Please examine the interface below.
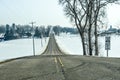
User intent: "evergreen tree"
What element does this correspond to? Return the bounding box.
[46,26,51,37]
[4,24,10,40]
[0,25,5,33]
[4,24,17,40]
[34,27,41,38]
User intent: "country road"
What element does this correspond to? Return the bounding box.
[0,34,120,80]
[42,33,64,55]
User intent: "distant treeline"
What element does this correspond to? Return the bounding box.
[0,23,78,41]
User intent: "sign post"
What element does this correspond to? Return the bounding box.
[105,36,111,57]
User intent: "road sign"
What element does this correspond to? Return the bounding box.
[105,36,111,57]
[105,36,111,50]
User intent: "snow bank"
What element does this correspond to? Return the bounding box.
[37,37,49,54]
[55,34,83,55]
[55,36,71,55]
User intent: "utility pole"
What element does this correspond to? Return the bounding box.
[30,22,36,56]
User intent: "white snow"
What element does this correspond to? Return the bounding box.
[0,38,48,61]
[56,34,83,55]
[1,33,120,62]
[56,33,120,58]
[99,35,120,57]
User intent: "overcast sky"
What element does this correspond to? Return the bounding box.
[107,4,120,28]
[0,0,120,28]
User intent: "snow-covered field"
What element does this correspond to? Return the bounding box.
[0,34,120,61]
[56,34,83,55]
[56,33,120,58]
[0,38,48,61]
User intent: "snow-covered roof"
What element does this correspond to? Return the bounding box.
[0,33,4,38]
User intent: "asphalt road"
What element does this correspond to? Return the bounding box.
[0,34,120,80]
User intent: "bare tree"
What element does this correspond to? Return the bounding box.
[92,0,120,56]
[59,0,120,56]
[59,0,90,55]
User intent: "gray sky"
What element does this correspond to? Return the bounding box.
[0,0,120,27]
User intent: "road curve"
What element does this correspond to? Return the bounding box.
[0,34,120,80]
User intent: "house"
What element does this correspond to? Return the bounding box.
[0,33,5,41]
[108,25,117,34]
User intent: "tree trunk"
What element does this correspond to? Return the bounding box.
[95,20,98,56]
[88,1,93,56]
[77,28,86,56]
[81,33,86,55]
[88,27,92,56]
[94,9,99,56]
